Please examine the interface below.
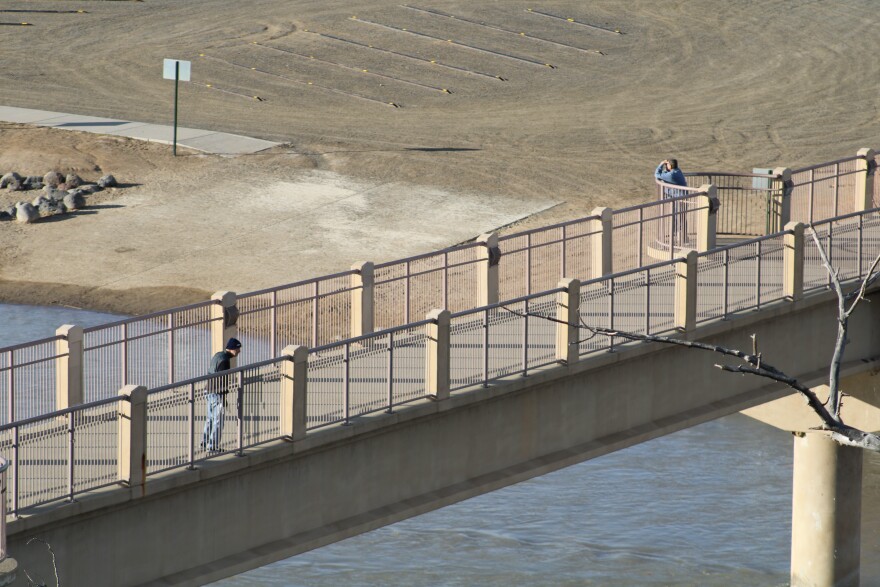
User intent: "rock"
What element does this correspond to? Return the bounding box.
[43,171,65,188]
[22,176,43,190]
[38,200,66,218]
[14,202,38,223]
[78,184,101,194]
[4,178,21,191]
[41,187,67,202]
[0,209,11,221]
[97,174,117,188]
[0,172,22,188]
[2,205,14,218]
[31,195,49,207]
[63,173,83,189]
[63,191,85,211]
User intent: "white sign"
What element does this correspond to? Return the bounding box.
[163,59,191,82]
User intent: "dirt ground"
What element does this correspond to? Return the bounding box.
[1,0,879,314]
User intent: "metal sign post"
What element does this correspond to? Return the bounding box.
[163,59,192,156]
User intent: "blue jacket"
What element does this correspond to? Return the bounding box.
[655,163,687,187]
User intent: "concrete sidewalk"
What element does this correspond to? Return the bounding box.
[0,105,279,155]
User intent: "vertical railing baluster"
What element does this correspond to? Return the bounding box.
[67,411,75,502]
[404,261,411,323]
[522,299,529,376]
[723,249,730,318]
[482,309,489,387]
[858,215,864,277]
[187,382,195,468]
[311,282,319,348]
[827,224,834,289]
[385,332,394,414]
[443,253,449,310]
[121,323,128,386]
[608,278,615,352]
[168,313,175,384]
[638,208,645,268]
[270,290,278,358]
[11,425,19,517]
[755,241,762,310]
[560,225,567,279]
[526,234,533,296]
[834,163,840,216]
[343,343,351,425]
[236,370,244,456]
[808,169,815,223]
[7,350,14,423]
[644,269,651,335]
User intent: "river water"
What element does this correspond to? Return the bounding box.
[3,304,878,586]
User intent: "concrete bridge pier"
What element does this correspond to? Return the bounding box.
[743,369,880,587]
[790,432,862,587]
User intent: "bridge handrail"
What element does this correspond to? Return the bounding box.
[1,150,877,425]
[2,206,880,517]
[791,155,863,175]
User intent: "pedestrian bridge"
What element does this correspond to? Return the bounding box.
[2,150,879,586]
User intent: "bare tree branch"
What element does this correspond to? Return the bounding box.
[501,303,880,452]
[808,227,848,421]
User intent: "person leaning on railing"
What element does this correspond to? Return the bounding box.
[655,158,688,188]
[202,337,242,452]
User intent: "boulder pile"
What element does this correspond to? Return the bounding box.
[0,171,119,223]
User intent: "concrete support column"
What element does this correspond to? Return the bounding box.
[854,148,876,212]
[55,325,84,410]
[117,385,148,488]
[476,232,500,307]
[771,167,793,233]
[425,309,451,400]
[696,184,718,252]
[555,278,581,365]
[350,261,375,338]
[280,345,309,441]
[784,222,805,301]
[674,250,697,333]
[791,433,862,587]
[589,207,613,279]
[211,291,239,366]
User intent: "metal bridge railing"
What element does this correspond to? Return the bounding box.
[0,335,65,425]
[791,156,862,225]
[3,207,880,518]
[681,171,783,236]
[1,150,877,429]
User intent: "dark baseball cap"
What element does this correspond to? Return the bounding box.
[226,338,242,350]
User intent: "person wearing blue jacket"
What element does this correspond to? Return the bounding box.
[655,158,687,187]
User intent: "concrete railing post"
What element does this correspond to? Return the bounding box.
[425,309,451,401]
[674,250,698,333]
[771,167,792,233]
[117,385,147,488]
[280,345,309,441]
[555,279,581,365]
[55,325,84,410]
[350,261,375,338]
[476,232,500,307]
[855,148,876,212]
[696,184,718,252]
[784,222,805,302]
[589,207,613,279]
[211,291,239,366]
